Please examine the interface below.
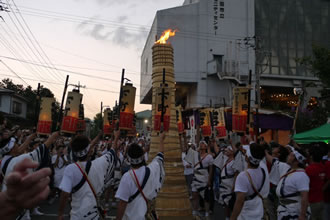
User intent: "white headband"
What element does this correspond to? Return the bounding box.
[246,147,261,166]
[0,138,16,155]
[127,154,145,165]
[73,144,91,158]
[293,150,306,164]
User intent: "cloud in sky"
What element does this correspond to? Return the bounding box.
[76,16,148,48]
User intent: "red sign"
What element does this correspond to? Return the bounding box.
[119,112,134,130]
[61,116,78,134]
[201,125,212,137]
[215,126,227,138]
[103,124,111,135]
[232,115,247,133]
[37,121,52,135]
[154,115,170,132]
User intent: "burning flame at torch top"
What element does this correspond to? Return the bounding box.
[155,29,177,44]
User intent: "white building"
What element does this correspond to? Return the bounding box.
[141,0,329,110]
[0,88,27,118]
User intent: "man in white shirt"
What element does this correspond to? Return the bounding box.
[58,131,118,220]
[185,140,214,219]
[230,143,270,220]
[115,132,165,220]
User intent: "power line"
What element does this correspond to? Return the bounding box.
[0,29,61,92]
[10,4,244,41]
[0,55,123,83]
[4,0,62,83]
[10,0,64,81]
[0,60,29,85]
[2,3,250,47]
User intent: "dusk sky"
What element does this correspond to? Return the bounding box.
[0,0,183,118]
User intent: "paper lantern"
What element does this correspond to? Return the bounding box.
[154,87,171,132]
[103,108,112,135]
[232,87,249,133]
[61,91,82,134]
[213,107,227,138]
[119,83,136,130]
[37,97,55,135]
[200,108,212,137]
[76,104,86,132]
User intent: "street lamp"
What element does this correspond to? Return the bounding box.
[144,119,149,124]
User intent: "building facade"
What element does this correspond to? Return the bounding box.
[135,110,151,138]
[140,0,330,110]
[0,88,27,119]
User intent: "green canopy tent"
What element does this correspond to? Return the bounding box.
[293,123,330,144]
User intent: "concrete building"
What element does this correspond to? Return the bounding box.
[136,110,151,138]
[0,88,27,118]
[140,0,330,110]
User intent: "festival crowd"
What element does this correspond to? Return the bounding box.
[0,121,329,220]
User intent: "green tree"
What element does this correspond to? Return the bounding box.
[296,45,330,132]
[0,78,58,127]
[90,113,102,139]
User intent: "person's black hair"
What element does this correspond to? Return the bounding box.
[235,142,241,148]
[278,145,289,162]
[71,135,90,160]
[249,143,266,168]
[128,143,145,168]
[250,143,266,160]
[309,146,323,163]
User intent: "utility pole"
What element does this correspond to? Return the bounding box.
[241,36,271,141]
[68,81,86,92]
[34,83,41,129]
[57,75,69,131]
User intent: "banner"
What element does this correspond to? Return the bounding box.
[119,83,136,130]
[76,104,85,132]
[61,91,82,134]
[175,106,184,134]
[232,87,249,133]
[103,108,113,135]
[200,108,212,137]
[154,87,171,132]
[214,107,227,138]
[37,97,55,135]
[188,115,196,145]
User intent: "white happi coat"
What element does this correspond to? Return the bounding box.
[213,152,235,205]
[270,159,311,220]
[63,150,116,220]
[185,148,213,198]
[1,144,49,191]
[233,150,247,173]
[236,161,270,220]
[120,153,165,220]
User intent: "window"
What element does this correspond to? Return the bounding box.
[12,101,22,114]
